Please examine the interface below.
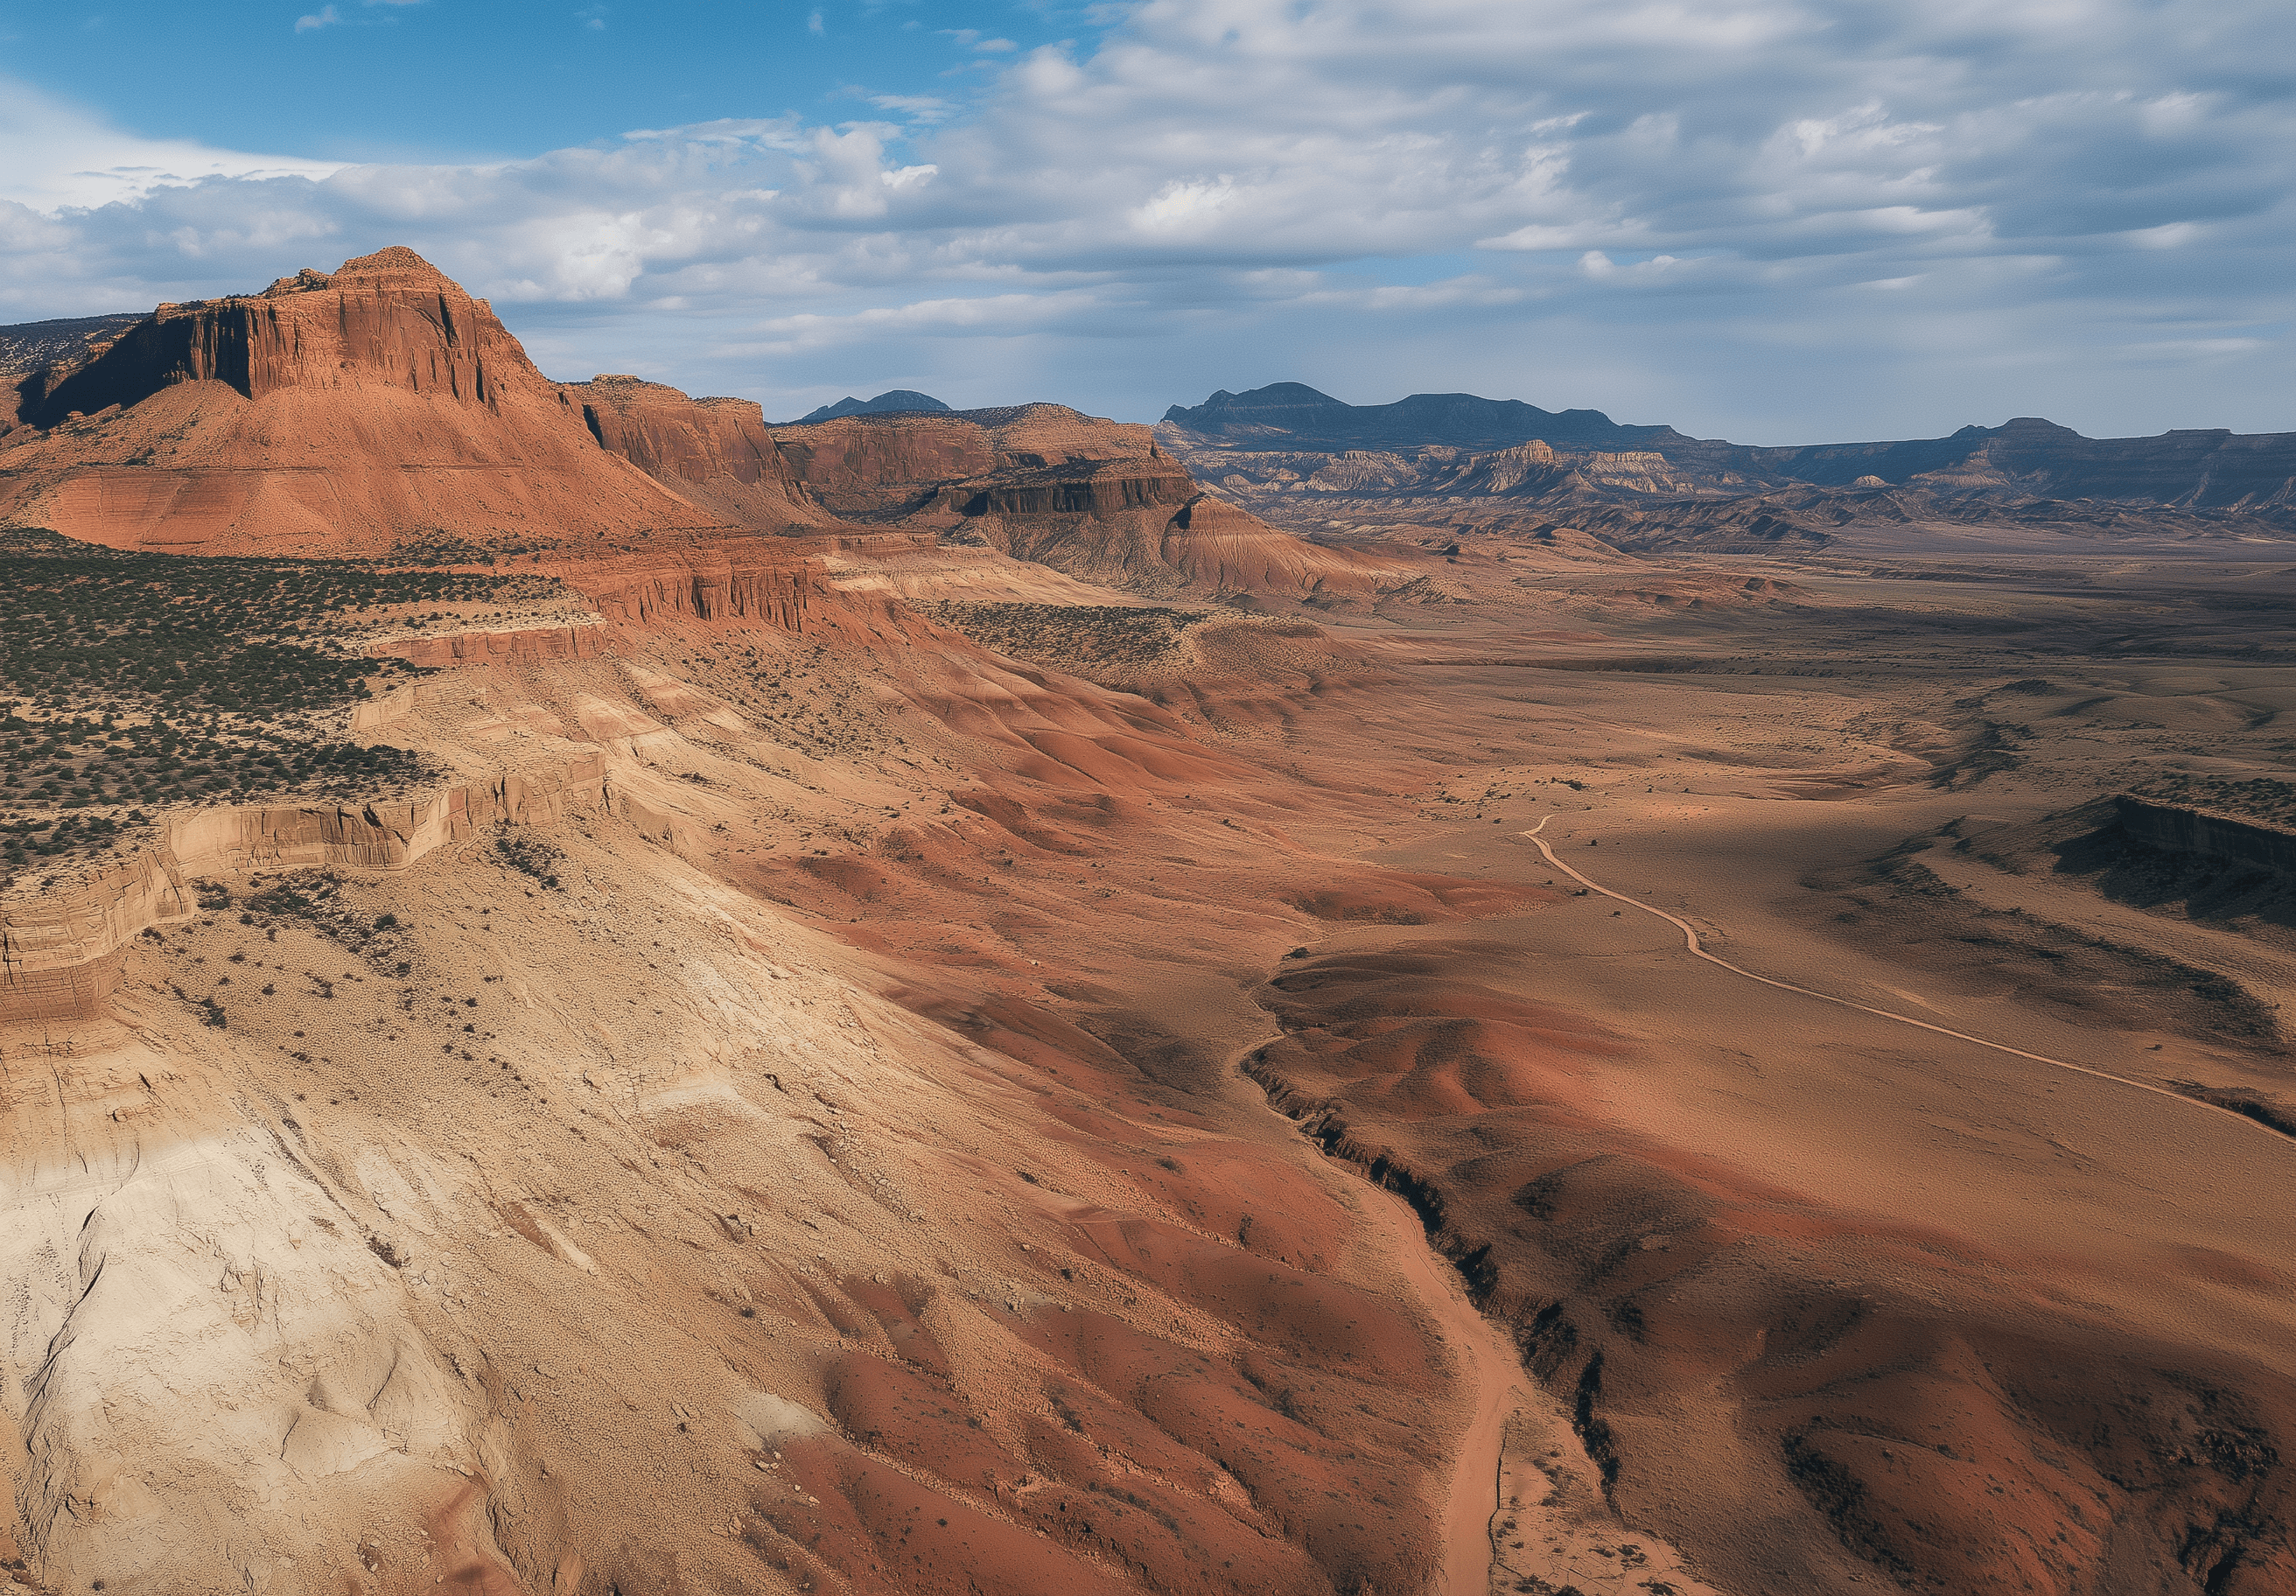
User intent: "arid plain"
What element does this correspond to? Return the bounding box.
[3,249,2294,1596]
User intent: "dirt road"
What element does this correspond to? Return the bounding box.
[1520,814,2290,1144]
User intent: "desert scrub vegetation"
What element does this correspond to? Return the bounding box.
[924,602,1208,667]
[383,528,557,566]
[494,828,566,890]
[663,638,901,762]
[0,525,553,881]
[238,870,413,975]
[0,714,428,865]
[0,525,556,716]
[2128,771,2296,830]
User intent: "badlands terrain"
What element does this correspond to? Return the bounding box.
[2,248,2295,1596]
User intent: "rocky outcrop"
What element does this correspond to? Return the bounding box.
[1160,383,2296,542]
[2114,795,2296,875]
[0,248,732,556]
[956,458,1197,518]
[766,403,1434,606]
[772,402,1172,520]
[362,622,617,670]
[564,374,826,532]
[0,757,607,1023]
[23,249,509,424]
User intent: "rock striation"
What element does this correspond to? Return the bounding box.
[0,248,737,556]
[563,374,824,532]
[1162,383,2296,552]
[774,402,1432,606]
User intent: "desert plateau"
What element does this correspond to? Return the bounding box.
[2,240,2293,1596]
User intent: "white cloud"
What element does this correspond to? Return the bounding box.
[0,77,342,211]
[294,5,342,32]
[1,0,2292,437]
[868,94,958,124]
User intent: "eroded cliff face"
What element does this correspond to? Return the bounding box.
[0,757,606,1026]
[21,252,516,423]
[770,404,1172,515]
[0,250,726,556]
[2113,795,2296,876]
[563,376,824,533]
[765,404,1444,610]
[0,570,1488,1596]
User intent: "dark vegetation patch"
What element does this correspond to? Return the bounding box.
[923,602,1209,668]
[382,528,556,566]
[0,524,546,717]
[0,526,555,882]
[494,829,566,890]
[0,713,426,870]
[239,870,411,974]
[1928,719,2026,788]
[2129,770,2296,830]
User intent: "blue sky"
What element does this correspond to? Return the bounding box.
[2,1,1074,164]
[1,0,2290,441]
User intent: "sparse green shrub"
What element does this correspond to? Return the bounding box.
[922,602,1208,667]
[494,829,564,890]
[0,526,567,885]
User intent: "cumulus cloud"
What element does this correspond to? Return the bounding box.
[0,77,342,212]
[3,0,2292,436]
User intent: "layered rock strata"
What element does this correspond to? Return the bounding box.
[1,758,607,1024]
[0,249,733,556]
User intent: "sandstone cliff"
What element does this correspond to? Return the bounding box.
[0,248,732,556]
[772,403,1438,608]
[562,374,826,533]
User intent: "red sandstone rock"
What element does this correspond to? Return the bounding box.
[564,374,825,532]
[0,248,738,556]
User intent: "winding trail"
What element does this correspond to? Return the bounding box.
[1521,815,2290,1143]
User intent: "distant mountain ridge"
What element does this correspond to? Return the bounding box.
[1163,382,1681,452]
[797,389,952,424]
[1160,382,2296,511]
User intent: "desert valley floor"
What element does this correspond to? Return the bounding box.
[4,253,2295,1596]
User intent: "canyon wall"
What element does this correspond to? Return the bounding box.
[562,374,825,532]
[0,757,608,1025]
[0,248,732,556]
[2114,794,2296,876]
